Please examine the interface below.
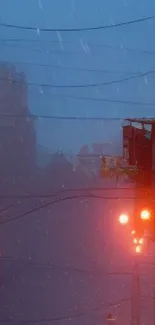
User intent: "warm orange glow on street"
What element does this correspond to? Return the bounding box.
[119,214,129,224]
[140,209,151,220]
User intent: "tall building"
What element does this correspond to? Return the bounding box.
[0,63,36,192]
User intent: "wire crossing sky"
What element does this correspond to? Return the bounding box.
[0,0,155,151]
[0,14,154,32]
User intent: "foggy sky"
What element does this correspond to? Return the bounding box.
[0,0,155,152]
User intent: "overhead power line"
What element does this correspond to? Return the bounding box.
[5,60,141,76]
[2,40,155,57]
[0,205,13,212]
[0,298,131,323]
[0,195,103,225]
[0,113,133,120]
[0,194,152,226]
[0,256,136,276]
[28,70,155,88]
[0,92,154,108]
[5,69,155,88]
[0,113,154,120]
[0,256,149,277]
[0,296,152,324]
[0,187,151,200]
[34,92,155,107]
[0,15,154,32]
[1,38,155,56]
[1,42,83,55]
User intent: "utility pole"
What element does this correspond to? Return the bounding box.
[153,288,155,325]
[131,260,140,325]
[101,118,155,325]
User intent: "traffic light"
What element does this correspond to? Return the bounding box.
[119,207,153,233]
[118,206,154,253]
[119,213,129,225]
[133,206,153,236]
[140,209,151,220]
[131,229,144,254]
[135,245,142,254]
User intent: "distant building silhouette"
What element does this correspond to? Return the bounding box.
[0,63,36,193]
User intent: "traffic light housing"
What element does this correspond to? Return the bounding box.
[119,214,129,225]
[119,204,155,253]
[132,203,154,237]
[140,209,151,220]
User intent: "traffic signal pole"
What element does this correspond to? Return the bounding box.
[101,119,155,323]
[131,121,155,325]
[122,119,155,243]
[131,260,140,325]
[135,122,155,240]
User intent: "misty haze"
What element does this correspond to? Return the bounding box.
[0,1,155,325]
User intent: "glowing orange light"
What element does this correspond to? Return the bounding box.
[139,238,144,245]
[135,245,141,254]
[140,209,151,220]
[119,214,129,224]
[133,238,138,244]
[131,230,136,236]
[133,237,144,245]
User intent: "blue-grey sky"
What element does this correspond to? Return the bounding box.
[0,0,155,152]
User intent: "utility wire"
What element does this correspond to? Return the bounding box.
[34,93,155,107]
[0,63,154,105]
[0,256,136,276]
[0,297,152,324]
[0,194,152,226]
[1,38,155,57]
[0,113,125,120]
[2,41,155,58]
[1,42,83,55]
[0,15,154,32]
[0,195,103,226]
[2,69,154,88]
[0,187,149,200]
[4,60,141,76]
[31,90,155,106]
[0,113,130,120]
[0,256,149,277]
[0,205,13,213]
[0,113,153,120]
[0,92,154,107]
[0,298,132,323]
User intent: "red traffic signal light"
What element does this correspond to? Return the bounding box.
[140,209,151,220]
[119,214,129,225]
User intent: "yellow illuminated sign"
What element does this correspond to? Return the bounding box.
[101,155,138,178]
